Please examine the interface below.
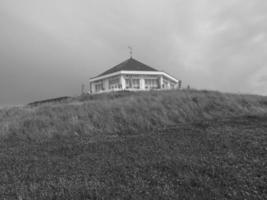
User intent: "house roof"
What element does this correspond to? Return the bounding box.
[96,57,158,77]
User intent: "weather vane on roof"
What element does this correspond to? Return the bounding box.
[128,46,133,58]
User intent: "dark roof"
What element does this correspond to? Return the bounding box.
[96,58,158,77]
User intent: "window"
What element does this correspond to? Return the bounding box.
[95,82,103,92]
[125,79,131,89]
[163,79,169,88]
[145,79,158,89]
[109,77,120,89]
[132,79,140,89]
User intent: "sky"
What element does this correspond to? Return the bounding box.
[0,0,267,106]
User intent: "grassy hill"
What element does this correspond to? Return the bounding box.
[1,89,267,141]
[0,90,267,199]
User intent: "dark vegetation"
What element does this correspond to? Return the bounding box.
[0,90,267,199]
[28,96,72,107]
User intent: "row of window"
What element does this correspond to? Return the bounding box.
[95,83,122,92]
[145,79,158,89]
[125,79,140,89]
[94,78,175,92]
[125,79,160,89]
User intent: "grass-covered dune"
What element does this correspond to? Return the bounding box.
[1,89,267,140]
[1,90,267,199]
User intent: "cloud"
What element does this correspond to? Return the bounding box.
[247,66,267,95]
[0,0,267,105]
[170,0,267,92]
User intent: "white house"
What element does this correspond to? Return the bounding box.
[89,57,179,94]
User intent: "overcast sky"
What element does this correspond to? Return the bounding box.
[0,0,266,106]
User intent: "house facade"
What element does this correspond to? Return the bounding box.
[89,58,179,94]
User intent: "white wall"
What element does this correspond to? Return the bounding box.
[120,76,126,89]
[103,79,109,90]
[140,78,145,90]
[159,76,163,89]
[89,73,178,93]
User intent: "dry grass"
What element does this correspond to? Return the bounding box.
[1,89,267,199]
[0,115,266,199]
[1,89,267,141]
